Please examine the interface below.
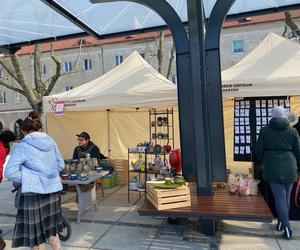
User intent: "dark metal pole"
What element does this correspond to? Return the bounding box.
[187,0,216,235]
[205,0,236,182]
[187,0,212,196]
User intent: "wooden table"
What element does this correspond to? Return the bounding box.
[62,171,109,223]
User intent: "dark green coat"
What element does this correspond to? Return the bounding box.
[256,117,300,184]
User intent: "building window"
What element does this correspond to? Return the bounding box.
[84,59,93,71]
[115,55,124,66]
[41,64,47,75]
[64,85,74,92]
[232,40,245,54]
[64,61,72,72]
[0,92,6,104]
[14,92,21,104]
[171,75,177,84]
[0,69,3,78]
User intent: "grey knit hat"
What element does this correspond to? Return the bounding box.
[271,106,287,119]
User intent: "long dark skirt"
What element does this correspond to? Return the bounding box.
[12,192,63,248]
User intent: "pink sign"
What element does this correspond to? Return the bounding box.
[54,100,65,115]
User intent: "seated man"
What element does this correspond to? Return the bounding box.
[73,132,104,162]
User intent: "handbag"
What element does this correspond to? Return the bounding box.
[295,176,300,208]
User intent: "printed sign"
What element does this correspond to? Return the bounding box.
[54,101,65,115]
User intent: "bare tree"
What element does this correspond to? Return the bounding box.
[0,42,81,114]
[283,11,300,40]
[143,30,176,79]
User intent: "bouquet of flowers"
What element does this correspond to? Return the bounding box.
[227,173,260,196]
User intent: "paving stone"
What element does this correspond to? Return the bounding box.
[99,193,140,207]
[277,238,300,250]
[219,234,280,250]
[93,225,157,250]
[60,222,110,248]
[149,238,210,250]
[82,205,129,222]
[0,216,15,236]
[221,220,274,237]
[119,205,164,226]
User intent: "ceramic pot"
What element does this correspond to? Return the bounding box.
[164,145,172,153]
[61,174,69,180]
[154,144,161,154]
[157,117,163,126]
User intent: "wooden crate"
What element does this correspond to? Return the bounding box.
[109,159,128,185]
[146,184,191,210]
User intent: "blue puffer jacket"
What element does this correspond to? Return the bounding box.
[5,132,64,194]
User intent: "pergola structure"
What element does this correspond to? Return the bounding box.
[1,0,300,234]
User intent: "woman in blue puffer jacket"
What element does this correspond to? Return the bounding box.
[5,112,65,250]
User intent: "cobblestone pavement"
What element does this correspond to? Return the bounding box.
[1,180,299,249]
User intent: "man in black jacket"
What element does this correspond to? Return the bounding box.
[73,132,107,162]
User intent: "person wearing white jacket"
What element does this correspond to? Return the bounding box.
[5,112,65,250]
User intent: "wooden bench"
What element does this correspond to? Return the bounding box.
[138,184,273,235]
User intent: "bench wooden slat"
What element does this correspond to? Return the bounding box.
[138,189,273,222]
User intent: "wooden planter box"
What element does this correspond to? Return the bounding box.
[146,184,191,210]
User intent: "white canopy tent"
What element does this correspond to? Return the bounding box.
[43,52,180,160]
[43,51,178,112]
[221,33,300,173]
[222,33,300,98]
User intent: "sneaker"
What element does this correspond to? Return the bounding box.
[276,221,283,231]
[284,227,293,240]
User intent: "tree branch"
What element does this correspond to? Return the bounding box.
[44,52,61,96]
[285,11,300,36]
[166,42,175,79]
[34,44,43,89]
[0,59,20,83]
[157,31,165,74]
[45,41,81,96]
[0,79,25,95]
[11,53,37,104]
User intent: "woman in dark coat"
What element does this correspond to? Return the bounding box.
[256,106,300,239]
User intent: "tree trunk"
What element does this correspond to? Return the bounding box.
[285,12,300,36]
[32,102,43,114]
[157,31,165,74]
[166,43,176,79]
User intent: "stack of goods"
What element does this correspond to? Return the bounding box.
[129,176,145,192]
[129,141,172,155]
[227,173,260,196]
[61,156,113,182]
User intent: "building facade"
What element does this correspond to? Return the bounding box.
[0,11,299,133]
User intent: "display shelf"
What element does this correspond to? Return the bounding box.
[129,169,160,174]
[128,150,170,155]
[129,189,146,192]
[149,108,174,149]
[128,108,174,203]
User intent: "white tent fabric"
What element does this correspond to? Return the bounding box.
[222,33,300,98]
[43,51,178,112]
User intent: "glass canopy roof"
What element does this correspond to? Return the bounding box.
[0,0,300,48]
